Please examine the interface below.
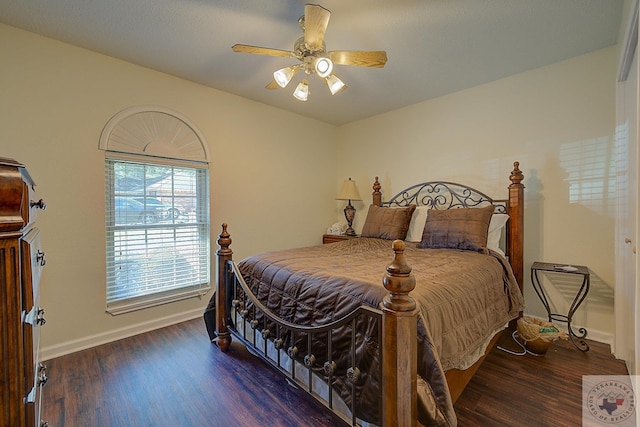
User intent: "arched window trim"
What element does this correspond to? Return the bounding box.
[99,105,210,164]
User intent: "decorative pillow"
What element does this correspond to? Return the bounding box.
[361,204,416,240]
[487,214,509,256]
[405,205,429,242]
[417,205,494,252]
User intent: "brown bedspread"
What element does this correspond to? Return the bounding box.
[238,237,524,426]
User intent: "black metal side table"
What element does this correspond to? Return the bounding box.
[530,261,590,352]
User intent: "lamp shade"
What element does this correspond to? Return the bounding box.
[293,79,310,101]
[336,178,362,201]
[314,57,333,78]
[325,74,347,95]
[273,65,299,88]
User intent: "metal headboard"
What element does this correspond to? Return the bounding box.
[380,181,507,214]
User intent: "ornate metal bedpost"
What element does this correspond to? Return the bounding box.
[216,223,233,352]
[507,161,525,292]
[381,240,418,427]
[373,176,382,207]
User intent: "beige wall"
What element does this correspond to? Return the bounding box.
[335,47,618,341]
[1,22,619,354]
[0,24,338,354]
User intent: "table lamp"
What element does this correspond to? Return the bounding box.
[336,178,362,236]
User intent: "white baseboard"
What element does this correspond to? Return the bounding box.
[40,308,203,362]
[523,313,614,348]
[41,310,615,362]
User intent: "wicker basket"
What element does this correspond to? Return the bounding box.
[517,316,567,355]
[523,336,552,354]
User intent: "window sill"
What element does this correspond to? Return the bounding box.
[106,285,210,315]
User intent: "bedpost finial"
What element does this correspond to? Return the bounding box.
[382,240,416,312]
[372,176,382,206]
[373,176,381,193]
[509,161,524,185]
[389,240,409,270]
[217,223,233,255]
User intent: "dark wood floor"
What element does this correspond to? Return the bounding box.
[41,318,628,427]
[455,330,628,426]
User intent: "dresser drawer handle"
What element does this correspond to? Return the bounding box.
[38,363,48,386]
[30,199,47,210]
[37,250,46,266]
[36,308,46,326]
[41,422,49,427]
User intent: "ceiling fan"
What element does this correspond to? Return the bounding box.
[232,4,387,101]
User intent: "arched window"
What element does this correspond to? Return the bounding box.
[99,106,210,314]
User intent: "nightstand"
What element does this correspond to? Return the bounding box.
[322,234,358,244]
[530,261,590,351]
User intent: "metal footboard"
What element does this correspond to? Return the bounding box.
[225,259,383,426]
[215,224,419,427]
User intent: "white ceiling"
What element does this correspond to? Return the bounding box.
[0,0,625,126]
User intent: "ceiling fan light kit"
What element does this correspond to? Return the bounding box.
[231,4,387,102]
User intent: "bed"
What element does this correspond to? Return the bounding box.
[205,161,525,427]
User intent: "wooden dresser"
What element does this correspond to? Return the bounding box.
[0,158,48,427]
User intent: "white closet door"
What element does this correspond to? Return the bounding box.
[614,5,638,377]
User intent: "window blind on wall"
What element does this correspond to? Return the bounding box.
[105,159,210,314]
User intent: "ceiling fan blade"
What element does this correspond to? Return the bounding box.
[304,4,331,50]
[329,50,388,68]
[265,80,282,90]
[232,44,294,58]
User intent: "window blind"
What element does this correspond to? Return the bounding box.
[105,159,210,314]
